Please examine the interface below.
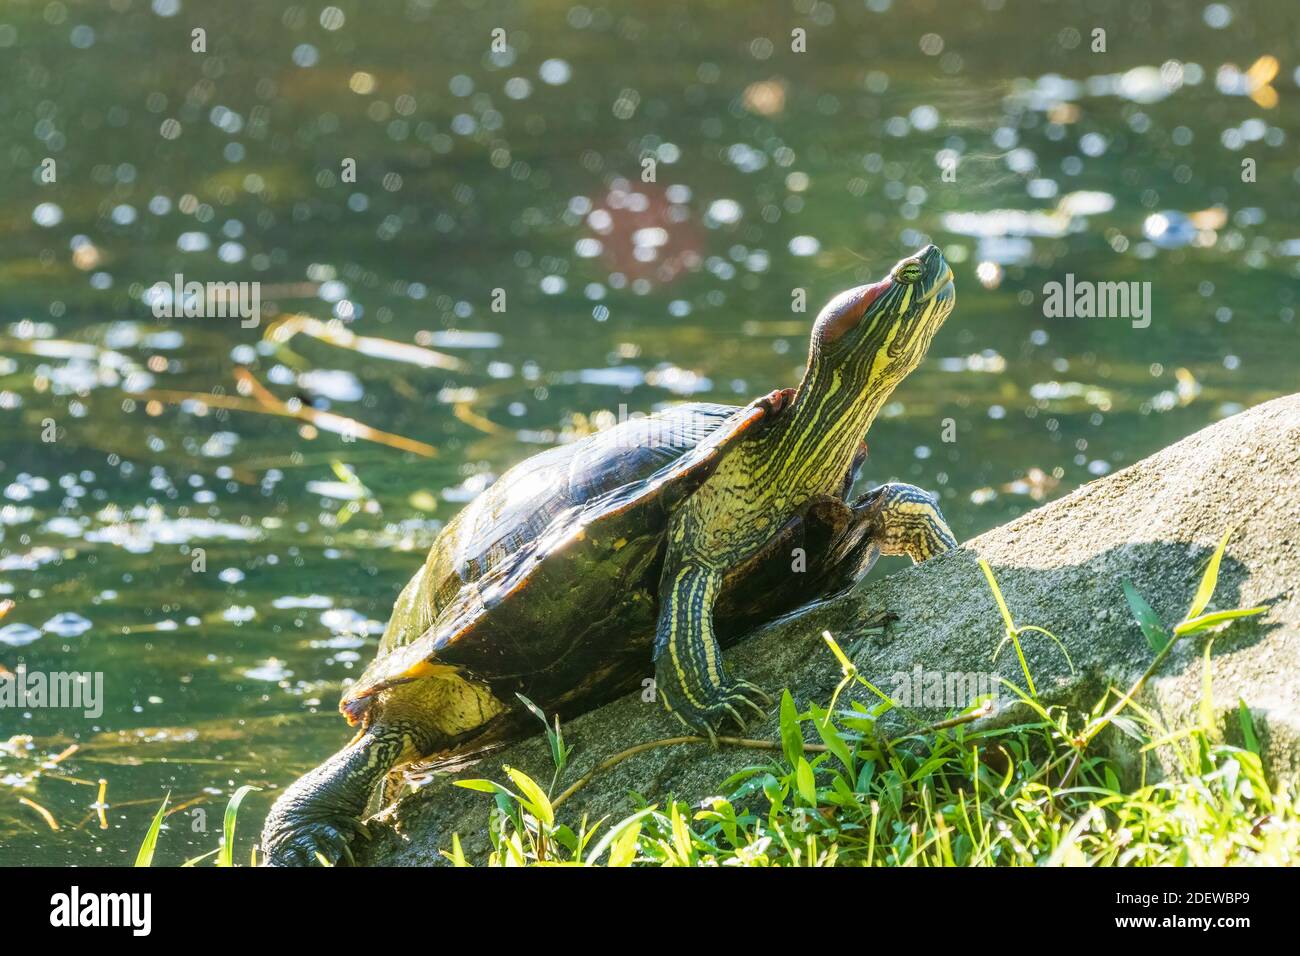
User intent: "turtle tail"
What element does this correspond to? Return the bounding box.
[260,719,435,866]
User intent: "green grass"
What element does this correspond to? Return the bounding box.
[135,785,261,867]
[449,529,1297,866]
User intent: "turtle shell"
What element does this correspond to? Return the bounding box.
[343,400,771,712]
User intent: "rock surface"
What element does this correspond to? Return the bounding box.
[358,393,1300,866]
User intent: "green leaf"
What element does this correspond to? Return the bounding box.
[779,689,804,766]
[515,693,569,774]
[809,703,853,771]
[1186,527,1233,621]
[1173,605,1268,636]
[550,716,570,775]
[516,693,549,729]
[822,630,855,675]
[978,558,1016,634]
[1199,638,1216,734]
[719,766,765,795]
[1237,700,1260,756]
[669,803,694,862]
[505,766,554,827]
[134,792,170,868]
[218,784,260,868]
[443,833,470,867]
[454,778,503,793]
[1140,724,1207,753]
[1005,629,1037,699]
[980,560,1038,698]
[550,823,579,853]
[1103,766,1120,794]
[181,847,221,868]
[1015,624,1075,674]
[795,758,817,806]
[1109,714,1146,743]
[853,673,900,707]
[607,820,643,867]
[882,769,905,813]
[761,774,786,810]
[1123,580,1170,653]
[584,808,655,866]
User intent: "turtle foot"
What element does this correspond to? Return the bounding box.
[259,727,397,867]
[667,678,773,740]
[262,814,369,867]
[752,387,796,420]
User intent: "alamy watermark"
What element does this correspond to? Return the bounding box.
[146,274,261,328]
[889,666,1003,710]
[49,886,151,936]
[611,403,720,450]
[609,393,793,451]
[1042,273,1151,329]
[0,666,104,719]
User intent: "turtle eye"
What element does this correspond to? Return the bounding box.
[894,258,923,284]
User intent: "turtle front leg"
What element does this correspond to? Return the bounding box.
[653,561,772,738]
[858,482,958,562]
[260,721,428,866]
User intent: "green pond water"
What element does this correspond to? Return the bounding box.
[0,0,1296,865]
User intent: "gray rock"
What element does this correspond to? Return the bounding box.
[358,393,1300,865]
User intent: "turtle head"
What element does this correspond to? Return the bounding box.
[809,244,955,389]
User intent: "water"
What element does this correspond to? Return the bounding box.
[0,0,1296,864]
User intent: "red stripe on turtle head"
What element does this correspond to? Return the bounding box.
[814,278,893,346]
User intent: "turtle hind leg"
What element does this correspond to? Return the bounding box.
[653,561,772,739]
[858,482,958,562]
[260,719,433,866]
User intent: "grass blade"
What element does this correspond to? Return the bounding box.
[780,690,804,766]
[978,558,1016,633]
[1199,638,1216,733]
[822,630,855,675]
[134,792,170,867]
[584,807,656,865]
[505,766,554,827]
[795,757,817,805]
[1187,527,1234,620]
[219,785,261,868]
[1173,606,1268,636]
[441,833,470,867]
[1237,700,1260,755]
[1123,580,1170,653]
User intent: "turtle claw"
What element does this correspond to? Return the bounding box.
[666,678,773,738]
[752,387,796,420]
[262,816,365,867]
[735,690,771,720]
[673,712,719,747]
[338,839,357,868]
[260,725,415,867]
[725,680,773,724]
[719,703,746,729]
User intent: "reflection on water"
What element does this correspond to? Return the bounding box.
[0,0,1296,863]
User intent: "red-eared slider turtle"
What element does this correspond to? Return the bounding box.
[261,245,958,865]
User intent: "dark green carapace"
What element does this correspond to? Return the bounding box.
[261,246,959,865]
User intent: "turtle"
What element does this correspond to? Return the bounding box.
[261,244,959,865]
